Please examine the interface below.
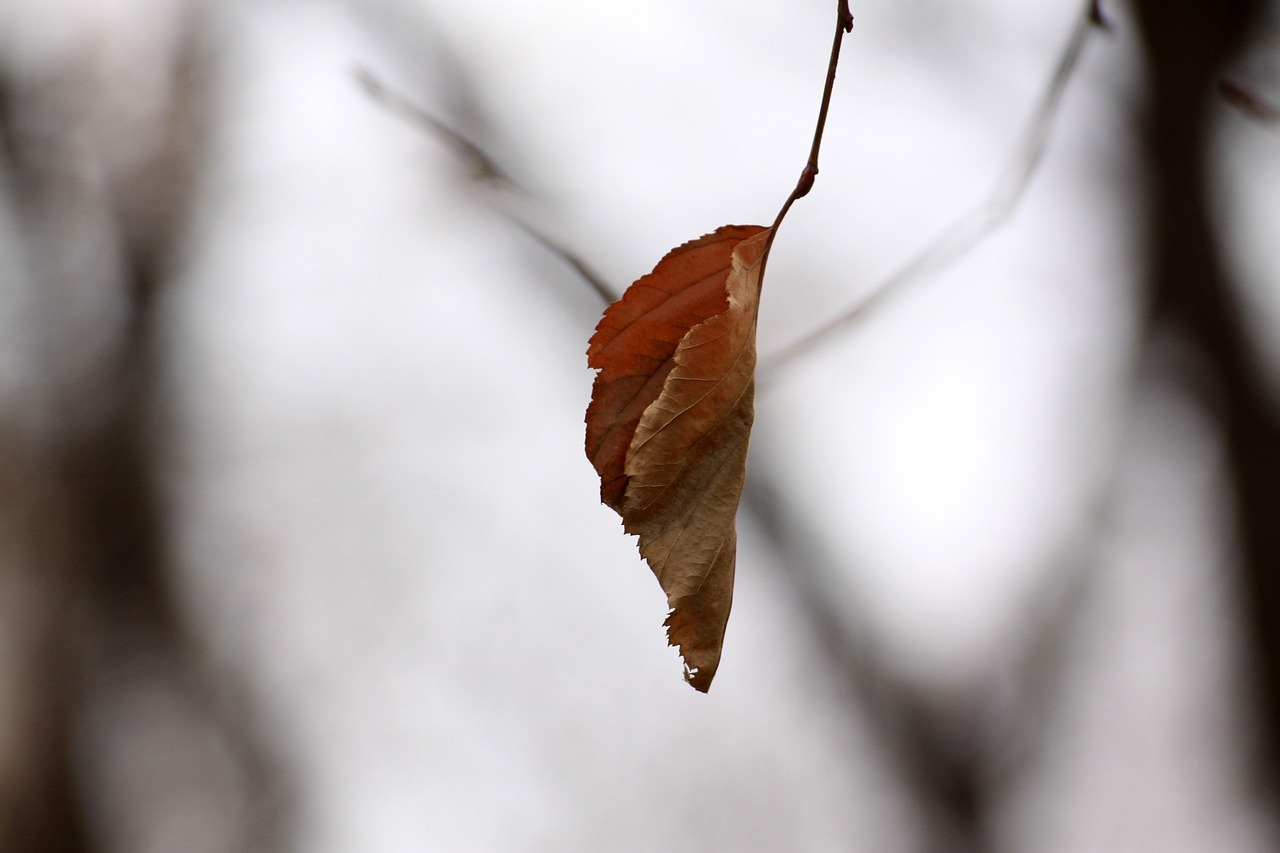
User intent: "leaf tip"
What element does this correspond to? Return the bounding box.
[684,665,713,693]
[665,606,722,692]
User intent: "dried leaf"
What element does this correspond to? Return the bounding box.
[586,224,770,691]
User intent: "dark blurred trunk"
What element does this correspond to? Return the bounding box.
[0,268,173,853]
[1130,0,1280,809]
[0,445,93,852]
[0,16,290,850]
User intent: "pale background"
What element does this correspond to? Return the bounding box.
[2,0,1279,850]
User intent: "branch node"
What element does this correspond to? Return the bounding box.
[795,164,818,199]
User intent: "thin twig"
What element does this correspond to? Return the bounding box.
[761,0,855,279]
[762,0,1104,376]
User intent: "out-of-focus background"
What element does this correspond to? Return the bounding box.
[2,0,1280,850]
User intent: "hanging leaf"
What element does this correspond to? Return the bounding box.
[586,224,770,691]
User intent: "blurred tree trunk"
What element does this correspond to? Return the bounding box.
[0,439,92,852]
[0,9,289,851]
[1131,0,1280,811]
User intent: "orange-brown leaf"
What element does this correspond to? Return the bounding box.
[586,224,770,691]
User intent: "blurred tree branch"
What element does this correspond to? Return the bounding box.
[1220,78,1280,124]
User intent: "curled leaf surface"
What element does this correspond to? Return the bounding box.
[586,224,770,691]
